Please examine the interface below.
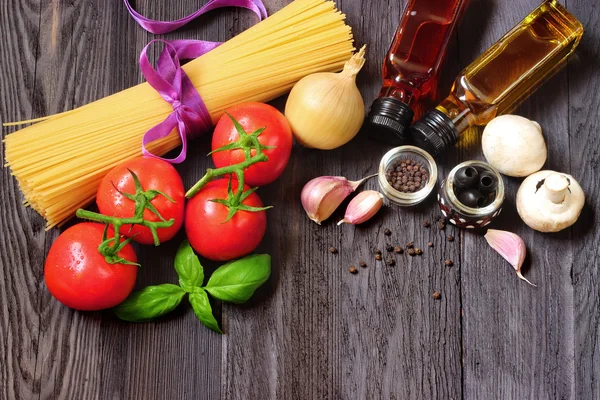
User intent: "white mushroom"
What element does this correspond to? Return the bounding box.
[516,170,585,232]
[482,115,547,177]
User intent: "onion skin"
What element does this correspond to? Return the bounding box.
[285,46,367,150]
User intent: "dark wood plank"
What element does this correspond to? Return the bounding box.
[221,1,463,399]
[0,1,44,399]
[458,0,577,398]
[2,0,600,399]
[568,0,600,398]
[24,1,234,399]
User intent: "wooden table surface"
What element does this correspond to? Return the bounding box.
[1,0,599,399]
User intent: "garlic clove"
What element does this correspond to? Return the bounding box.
[484,229,536,287]
[338,190,384,225]
[301,174,376,224]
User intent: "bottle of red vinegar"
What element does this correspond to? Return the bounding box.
[367,0,469,144]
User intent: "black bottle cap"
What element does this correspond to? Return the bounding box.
[366,97,414,145]
[409,109,460,156]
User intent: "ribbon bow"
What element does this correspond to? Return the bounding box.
[125,0,268,163]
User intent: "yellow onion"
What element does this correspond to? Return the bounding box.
[285,45,367,150]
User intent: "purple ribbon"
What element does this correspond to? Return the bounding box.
[127,0,268,163]
[124,0,267,35]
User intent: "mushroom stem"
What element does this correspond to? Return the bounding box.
[539,173,569,204]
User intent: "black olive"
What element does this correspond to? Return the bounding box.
[454,166,479,189]
[478,171,498,194]
[458,189,486,208]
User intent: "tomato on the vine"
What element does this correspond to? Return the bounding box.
[44,223,138,311]
[97,157,185,245]
[211,102,292,187]
[185,179,267,261]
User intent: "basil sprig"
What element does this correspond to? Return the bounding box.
[114,240,271,333]
[205,254,271,304]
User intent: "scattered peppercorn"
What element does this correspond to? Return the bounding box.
[386,244,394,252]
[374,248,382,255]
[445,259,453,267]
[386,256,395,266]
[408,248,416,256]
[385,157,429,193]
[329,246,338,254]
[384,228,392,236]
[428,242,433,247]
[407,241,414,248]
[447,235,454,242]
[359,261,367,268]
[394,245,404,254]
[349,266,358,274]
[415,248,423,255]
[375,254,382,261]
[423,220,431,228]
[439,220,446,230]
[433,291,441,300]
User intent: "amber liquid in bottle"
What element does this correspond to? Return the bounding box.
[367,0,469,144]
[410,0,584,155]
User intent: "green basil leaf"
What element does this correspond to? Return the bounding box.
[114,284,186,322]
[189,290,222,334]
[204,254,271,304]
[174,240,204,292]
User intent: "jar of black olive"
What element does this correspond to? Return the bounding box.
[438,160,505,228]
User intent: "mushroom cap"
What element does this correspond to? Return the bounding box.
[516,170,585,233]
[482,115,547,177]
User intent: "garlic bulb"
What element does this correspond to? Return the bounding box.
[285,45,367,150]
[300,174,376,224]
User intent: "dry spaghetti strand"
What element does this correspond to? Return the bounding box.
[3,0,354,229]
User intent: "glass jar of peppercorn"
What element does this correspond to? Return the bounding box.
[438,160,505,228]
[378,146,438,206]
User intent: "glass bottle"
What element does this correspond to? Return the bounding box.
[367,0,469,144]
[410,0,584,155]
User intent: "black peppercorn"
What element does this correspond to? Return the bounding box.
[385,157,429,193]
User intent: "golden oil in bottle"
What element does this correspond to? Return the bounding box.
[410,0,583,155]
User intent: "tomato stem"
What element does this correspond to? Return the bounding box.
[185,151,268,198]
[76,169,176,264]
[185,112,273,199]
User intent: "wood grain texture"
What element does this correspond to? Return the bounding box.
[568,0,600,398]
[1,0,600,399]
[0,1,44,399]
[458,0,577,398]
[220,1,463,399]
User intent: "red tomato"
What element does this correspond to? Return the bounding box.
[44,223,138,311]
[185,179,267,261]
[211,102,292,187]
[97,157,185,245]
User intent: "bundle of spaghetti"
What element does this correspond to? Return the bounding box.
[3,0,354,229]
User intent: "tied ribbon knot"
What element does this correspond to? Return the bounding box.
[125,0,268,164]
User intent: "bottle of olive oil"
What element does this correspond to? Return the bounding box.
[410,0,583,155]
